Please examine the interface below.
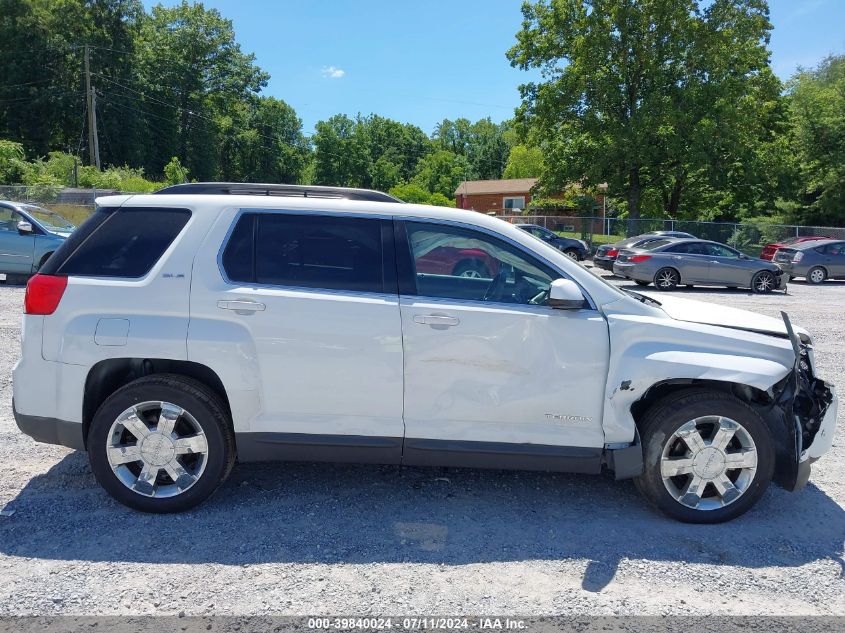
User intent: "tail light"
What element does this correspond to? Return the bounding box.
[629,255,652,263]
[24,274,68,315]
[607,249,619,257]
[792,252,804,263]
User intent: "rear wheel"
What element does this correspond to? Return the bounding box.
[88,374,235,513]
[654,267,679,291]
[751,270,776,293]
[634,389,774,523]
[807,266,827,285]
[452,259,491,279]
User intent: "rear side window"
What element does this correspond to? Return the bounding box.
[42,207,191,278]
[221,213,387,293]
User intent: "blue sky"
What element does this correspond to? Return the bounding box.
[146,0,845,136]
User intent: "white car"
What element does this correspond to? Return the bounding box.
[12,183,838,522]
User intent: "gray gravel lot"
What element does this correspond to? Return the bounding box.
[0,271,843,616]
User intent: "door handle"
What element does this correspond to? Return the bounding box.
[413,314,460,326]
[217,299,266,312]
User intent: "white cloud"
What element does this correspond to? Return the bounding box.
[321,65,346,79]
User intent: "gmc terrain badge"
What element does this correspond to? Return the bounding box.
[546,414,593,423]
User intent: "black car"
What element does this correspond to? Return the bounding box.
[593,231,696,271]
[516,224,590,260]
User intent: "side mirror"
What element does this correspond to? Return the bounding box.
[548,278,585,309]
[17,221,33,235]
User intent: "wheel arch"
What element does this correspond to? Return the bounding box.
[627,378,795,488]
[82,358,232,447]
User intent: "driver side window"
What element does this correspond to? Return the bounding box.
[404,221,556,306]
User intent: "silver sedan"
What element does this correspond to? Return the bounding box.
[773,239,845,284]
[612,238,786,292]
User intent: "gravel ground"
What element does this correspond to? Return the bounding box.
[0,270,843,617]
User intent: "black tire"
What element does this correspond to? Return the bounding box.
[452,259,491,279]
[806,266,827,285]
[685,284,695,288]
[751,270,776,294]
[88,374,235,513]
[654,267,680,291]
[563,248,580,261]
[634,389,775,523]
[634,280,650,287]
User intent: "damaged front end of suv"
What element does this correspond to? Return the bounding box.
[770,312,837,492]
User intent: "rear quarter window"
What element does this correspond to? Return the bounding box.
[40,207,191,278]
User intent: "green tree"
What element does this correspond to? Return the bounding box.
[220,96,309,183]
[137,1,268,179]
[412,149,471,199]
[163,156,189,185]
[503,145,544,179]
[312,114,370,187]
[433,117,511,180]
[786,55,845,226]
[509,0,778,220]
[0,139,27,183]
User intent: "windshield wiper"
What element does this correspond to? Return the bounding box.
[622,288,662,307]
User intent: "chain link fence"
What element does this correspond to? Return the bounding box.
[500,214,845,257]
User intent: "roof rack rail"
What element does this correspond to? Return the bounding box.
[153,182,402,203]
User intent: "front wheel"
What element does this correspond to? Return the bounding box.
[563,248,580,261]
[751,270,776,293]
[654,267,679,291]
[634,389,774,523]
[88,374,235,513]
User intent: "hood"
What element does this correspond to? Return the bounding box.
[649,293,810,342]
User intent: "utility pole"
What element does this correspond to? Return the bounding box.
[84,45,101,170]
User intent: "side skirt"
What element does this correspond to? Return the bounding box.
[235,433,607,475]
[403,438,603,474]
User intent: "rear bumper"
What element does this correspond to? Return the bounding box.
[594,257,615,271]
[13,400,85,450]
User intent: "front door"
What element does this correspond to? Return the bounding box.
[703,243,749,286]
[191,210,404,463]
[396,220,609,472]
[0,207,34,273]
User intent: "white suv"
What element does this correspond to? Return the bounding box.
[12,183,838,522]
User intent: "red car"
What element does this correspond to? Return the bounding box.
[760,235,831,260]
[416,246,500,278]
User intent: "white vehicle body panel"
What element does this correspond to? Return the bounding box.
[400,297,609,447]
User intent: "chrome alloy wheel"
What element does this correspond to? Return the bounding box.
[754,271,775,292]
[106,401,209,498]
[656,269,678,288]
[809,268,826,283]
[660,416,758,510]
[459,269,483,278]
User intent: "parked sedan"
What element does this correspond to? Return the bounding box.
[0,201,75,276]
[774,239,845,284]
[516,224,589,260]
[760,235,831,260]
[613,238,785,293]
[593,231,695,271]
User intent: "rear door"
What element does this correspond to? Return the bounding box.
[662,242,710,282]
[396,219,609,471]
[821,242,845,277]
[189,210,404,463]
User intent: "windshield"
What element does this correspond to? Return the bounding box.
[23,205,75,231]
